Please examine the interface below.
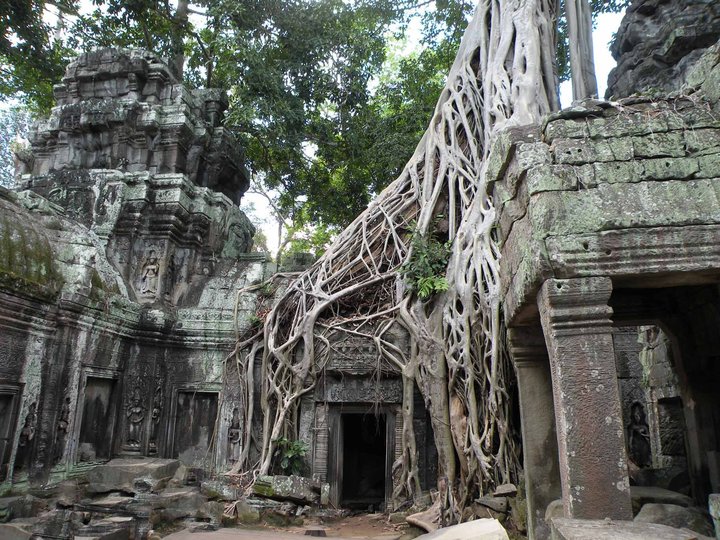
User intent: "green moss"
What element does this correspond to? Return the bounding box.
[0,205,63,300]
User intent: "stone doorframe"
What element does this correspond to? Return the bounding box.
[69,366,121,467]
[0,383,22,482]
[508,277,636,540]
[166,382,222,464]
[326,404,396,509]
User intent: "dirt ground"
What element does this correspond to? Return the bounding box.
[163,513,423,540]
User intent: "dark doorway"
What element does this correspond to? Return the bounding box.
[0,391,18,480]
[78,377,117,461]
[341,413,386,508]
[172,391,218,464]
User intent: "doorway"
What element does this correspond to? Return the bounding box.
[172,391,218,465]
[342,413,386,508]
[78,377,117,461]
[328,406,394,510]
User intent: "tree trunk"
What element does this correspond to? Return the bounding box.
[566,0,598,100]
[172,0,189,79]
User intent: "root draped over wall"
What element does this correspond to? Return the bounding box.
[233,0,563,520]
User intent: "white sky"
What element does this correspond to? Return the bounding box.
[249,10,627,254]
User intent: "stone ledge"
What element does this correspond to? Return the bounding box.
[550,517,710,540]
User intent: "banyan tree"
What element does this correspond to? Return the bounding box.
[231,0,600,522]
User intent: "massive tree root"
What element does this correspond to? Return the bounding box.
[234,0,561,520]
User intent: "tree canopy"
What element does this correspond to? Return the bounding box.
[1,0,631,252]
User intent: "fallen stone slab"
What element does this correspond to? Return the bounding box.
[407,500,441,533]
[148,487,208,522]
[86,458,181,495]
[635,503,714,537]
[493,484,518,497]
[414,518,509,540]
[200,479,242,501]
[253,475,327,505]
[0,523,32,540]
[0,495,46,521]
[630,486,694,514]
[551,517,714,540]
[475,496,509,513]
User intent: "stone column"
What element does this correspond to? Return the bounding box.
[508,326,561,540]
[537,277,632,520]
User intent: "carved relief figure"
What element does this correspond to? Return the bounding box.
[16,402,37,471]
[164,255,176,299]
[627,401,652,468]
[148,383,163,453]
[126,388,146,448]
[54,397,71,463]
[228,407,241,465]
[140,250,160,296]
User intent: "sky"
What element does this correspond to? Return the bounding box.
[247,10,628,255]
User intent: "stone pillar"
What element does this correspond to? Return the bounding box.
[537,277,632,520]
[508,326,561,540]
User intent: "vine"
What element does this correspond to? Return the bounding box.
[231,0,563,522]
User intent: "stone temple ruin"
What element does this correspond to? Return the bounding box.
[0,48,439,537]
[0,48,276,536]
[1,1,720,539]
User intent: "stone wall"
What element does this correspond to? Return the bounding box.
[0,49,273,490]
[495,41,720,535]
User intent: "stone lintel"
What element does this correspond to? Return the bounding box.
[538,277,632,521]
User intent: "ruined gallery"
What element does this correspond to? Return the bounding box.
[1,0,720,539]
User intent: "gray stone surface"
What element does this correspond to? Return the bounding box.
[415,519,509,540]
[0,523,32,540]
[551,517,712,540]
[606,0,720,99]
[635,503,714,537]
[254,475,327,505]
[85,458,181,494]
[631,486,694,512]
[0,47,274,495]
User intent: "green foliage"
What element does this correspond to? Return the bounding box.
[0,0,76,112]
[272,437,308,476]
[401,225,452,299]
[0,106,31,187]
[0,0,632,245]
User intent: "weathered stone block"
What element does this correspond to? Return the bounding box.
[551,517,710,540]
[635,503,714,537]
[529,179,720,238]
[0,524,32,540]
[630,486,694,513]
[699,153,720,179]
[253,475,328,506]
[516,142,552,171]
[632,132,686,158]
[685,129,720,157]
[525,165,578,195]
[200,479,241,502]
[86,458,181,495]
[414,518,509,540]
[592,161,640,186]
[553,138,634,165]
[641,157,699,180]
[476,496,509,513]
[544,119,590,142]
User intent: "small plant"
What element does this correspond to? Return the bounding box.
[248,313,262,328]
[401,223,452,299]
[258,281,275,298]
[272,437,308,476]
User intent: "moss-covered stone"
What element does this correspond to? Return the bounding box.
[0,200,62,300]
